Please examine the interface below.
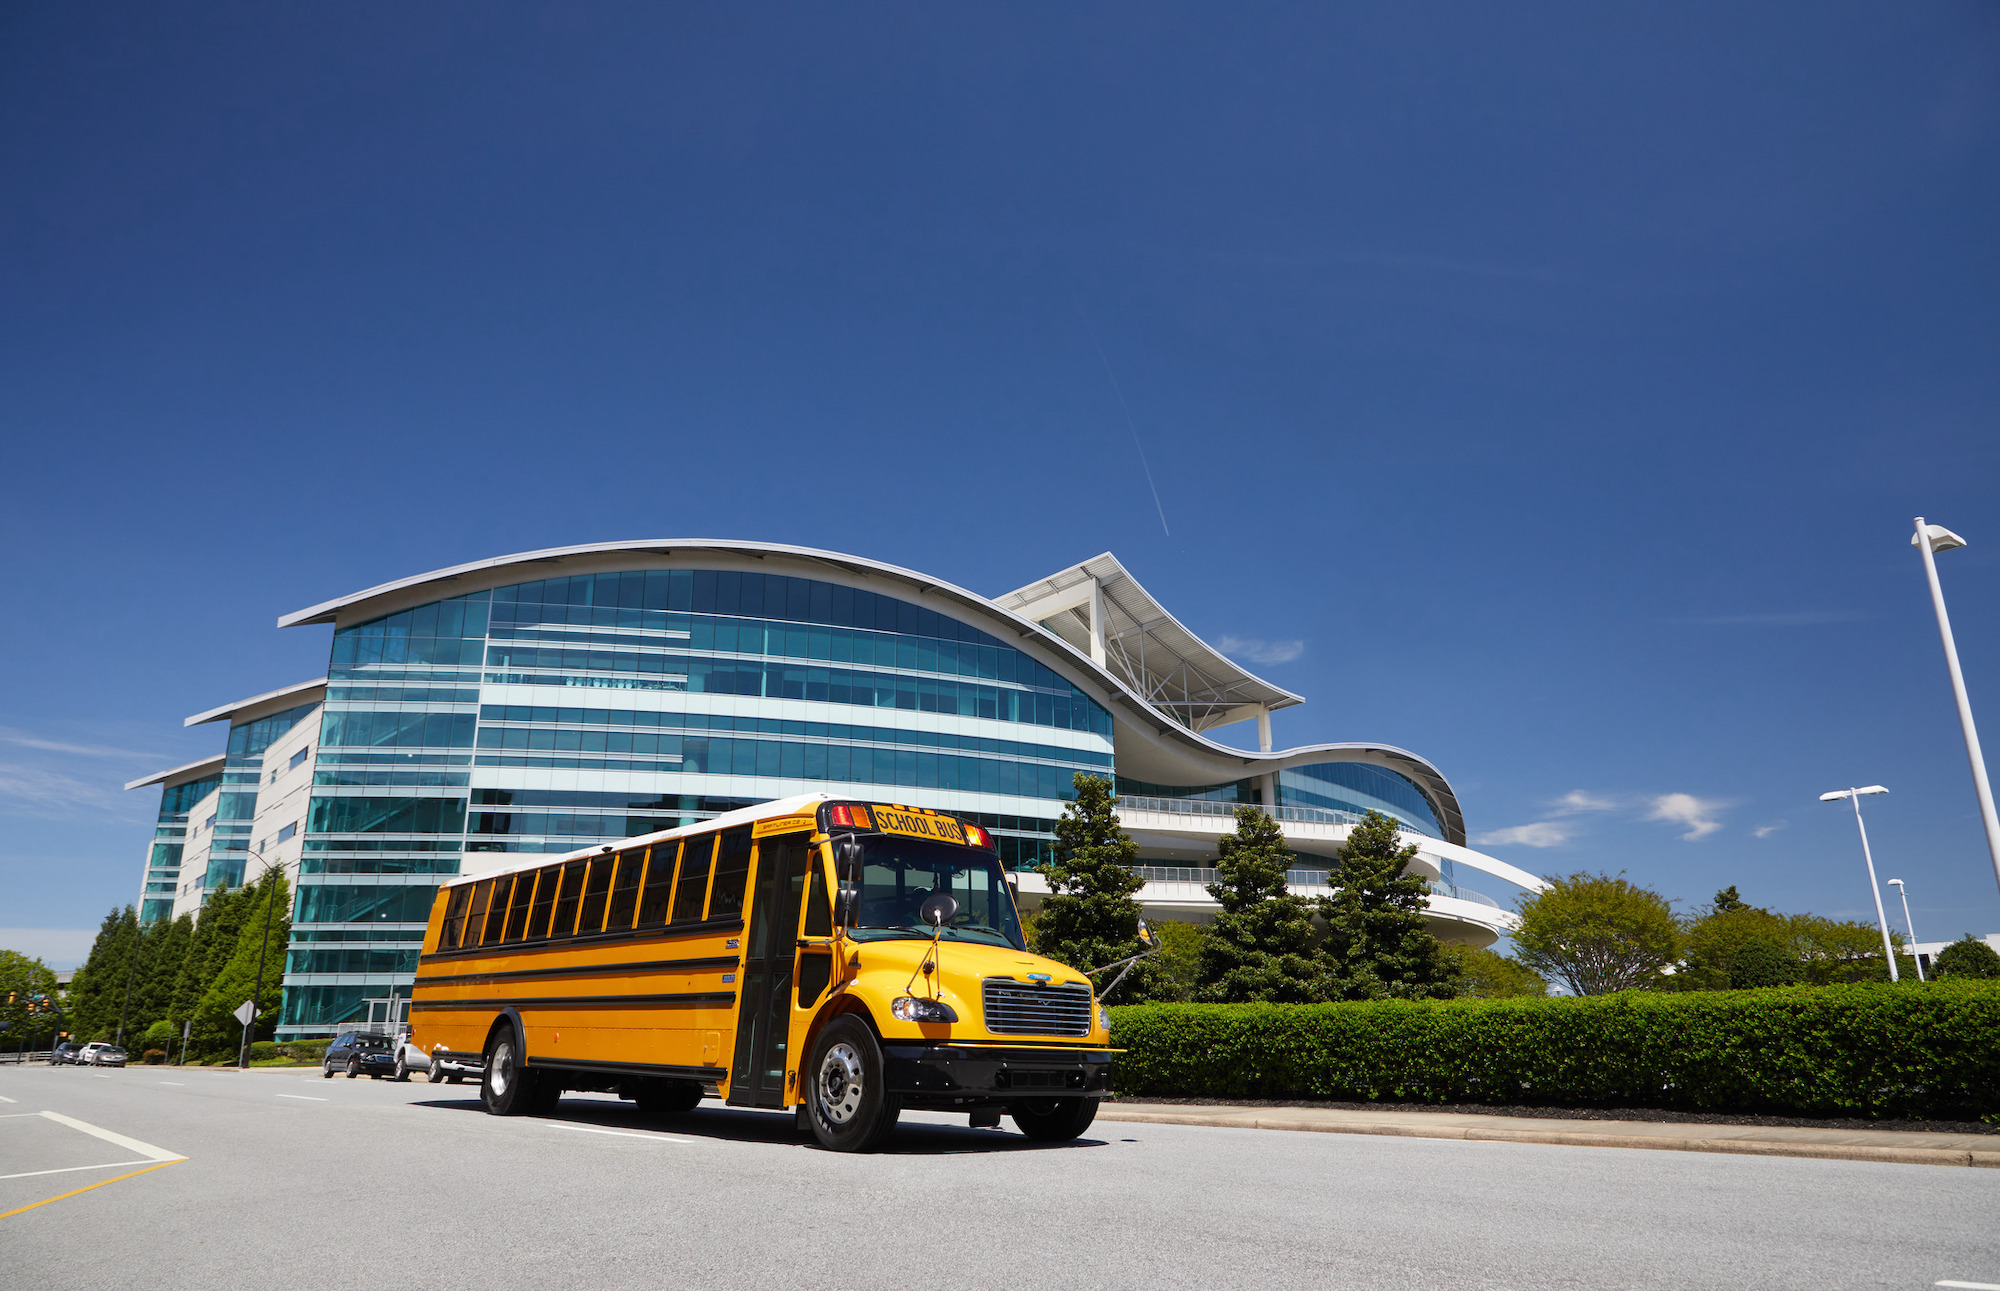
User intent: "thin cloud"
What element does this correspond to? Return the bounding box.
[0,726,162,760]
[1550,790,1620,816]
[1647,793,1727,841]
[1670,611,1865,627]
[1474,821,1578,848]
[1216,636,1304,665]
[0,763,127,816]
[1753,820,1788,839]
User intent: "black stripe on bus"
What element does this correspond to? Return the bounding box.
[530,1057,727,1082]
[413,957,739,989]
[408,992,736,1012]
[422,917,746,963]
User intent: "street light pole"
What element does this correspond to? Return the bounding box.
[1912,518,2000,900]
[1886,878,1924,982]
[237,848,282,1070]
[1820,786,1899,982]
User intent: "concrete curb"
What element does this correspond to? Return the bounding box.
[1096,1107,2000,1169]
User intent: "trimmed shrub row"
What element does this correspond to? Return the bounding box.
[1107,981,2000,1121]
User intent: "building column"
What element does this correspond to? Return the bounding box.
[1256,706,1272,752]
[1087,578,1107,668]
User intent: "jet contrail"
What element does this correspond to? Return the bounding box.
[1075,299,1170,537]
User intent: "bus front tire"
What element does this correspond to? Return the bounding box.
[481,1032,539,1116]
[1009,1097,1099,1142]
[804,1016,900,1153]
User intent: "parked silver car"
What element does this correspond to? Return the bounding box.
[78,1042,127,1067]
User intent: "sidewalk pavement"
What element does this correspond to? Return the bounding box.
[1097,1102,2000,1168]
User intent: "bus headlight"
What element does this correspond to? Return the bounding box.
[891,997,958,1023]
[1099,1005,1111,1031]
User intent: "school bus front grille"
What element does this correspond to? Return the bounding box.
[982,978,1092,1036]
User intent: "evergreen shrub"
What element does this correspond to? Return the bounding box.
[1107,981,2000,1120]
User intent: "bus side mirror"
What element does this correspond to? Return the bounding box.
[833,836,864,925]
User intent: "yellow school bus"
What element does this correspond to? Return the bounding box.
[409,793,1114,1150]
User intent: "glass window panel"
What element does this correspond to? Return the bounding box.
[578,856,614,933]
[548,860,588,937]
[483,877,514,943]
[439,884,472,950]
[671,836,715,924]
[639,842,680,926]
[525,867,559,939]
[607,850,645,930]
[706,828,753,922]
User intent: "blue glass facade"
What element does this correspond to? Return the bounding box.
[141,772,222,924]
[279,567,1114,1036]
[204,701,319,891]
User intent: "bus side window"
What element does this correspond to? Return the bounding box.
[606,848,646,931]
[706,828,753,922]
[484,876,515,944]
[528,865,562,939]
[670,836,715,924]
[579,855,615,934]
[503,870,541,942]
[801,858,832,938]
[636,842,678,925]
[549,860,588,937]
[438,885,473,951]
[462,879,496,948]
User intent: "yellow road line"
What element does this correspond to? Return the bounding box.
[0,1158,183,1220]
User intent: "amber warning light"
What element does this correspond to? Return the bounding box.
[962,823,995,849]
[827,804,873,830]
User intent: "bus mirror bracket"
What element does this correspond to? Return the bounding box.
[833,834,864,926]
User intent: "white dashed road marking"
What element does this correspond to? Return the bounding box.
[276,1095,326,1102]
[551,1124,695,1144]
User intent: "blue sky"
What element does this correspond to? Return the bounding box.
[5,3,1999,966]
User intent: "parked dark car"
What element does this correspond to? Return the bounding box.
[48,1042,82,1066]
[322,1031,397,1080]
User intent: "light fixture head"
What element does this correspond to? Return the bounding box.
[1820,785,1889,801]
[1912,523,1968,554]
[1887,877,1905,888]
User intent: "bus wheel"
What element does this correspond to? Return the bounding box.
[804,1016,900,1153]
[1009,1097,1099,1142]
[635,1079,701,1116]
[481,1032,537,1116]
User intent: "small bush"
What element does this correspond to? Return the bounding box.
[1108,980,2000,1121]
[142,1049,166,1065]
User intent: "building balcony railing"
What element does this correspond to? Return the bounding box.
[1128,865,1503,911]
[1115,796,1373,828]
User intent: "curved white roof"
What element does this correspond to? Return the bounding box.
[277,539,1469,845]
[124,754,226,793]
[996,552,1301,732]
[184,677,328,728]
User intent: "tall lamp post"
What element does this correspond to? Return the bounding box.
[1819,786,1899,982]
[1912,518,2000,899]
[1886,878,1924,982]
[236,848,283,1070]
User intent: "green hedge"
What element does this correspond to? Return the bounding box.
[1107,981,2000,1121]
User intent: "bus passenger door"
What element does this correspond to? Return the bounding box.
[728,838,808,1108]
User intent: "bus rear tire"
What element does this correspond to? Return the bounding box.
[804,1016,900,1153]
[481,1031,537,1116]
[1010,1097,1099,1142]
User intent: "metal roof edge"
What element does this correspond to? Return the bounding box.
[183,677,329,728]
[123,754,228,793]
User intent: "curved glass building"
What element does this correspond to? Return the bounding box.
[125,542,1542,1038]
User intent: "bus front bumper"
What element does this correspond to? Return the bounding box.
[881,1044,1114,1106]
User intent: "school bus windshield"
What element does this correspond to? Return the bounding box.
[847,837,1025,949]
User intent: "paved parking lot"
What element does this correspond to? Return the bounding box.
[4,1063,1998,1290]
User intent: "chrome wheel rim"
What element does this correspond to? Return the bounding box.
[817,1042,865,1125]
[489,1040,514,1097]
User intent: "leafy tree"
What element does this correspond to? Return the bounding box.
[1788,915,1910,985]
[1728,937,1805,988]
[136,913,194,1032]
[171,884,248,1030]
[1319,810,1459,1000]
[193,869,291,1059]
[1,949,61,1049]
[1712,886,1749,913]
[1452,945,1548,998]
[1197,806,1332,1002]
[66,906,140,1041]
[1512,872,1680,995]
[1034,774,1158,999]
[1932,935,2000,980]
[1134,920,1204,1002]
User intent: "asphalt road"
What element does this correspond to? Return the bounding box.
[3,1063,1997,1290]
